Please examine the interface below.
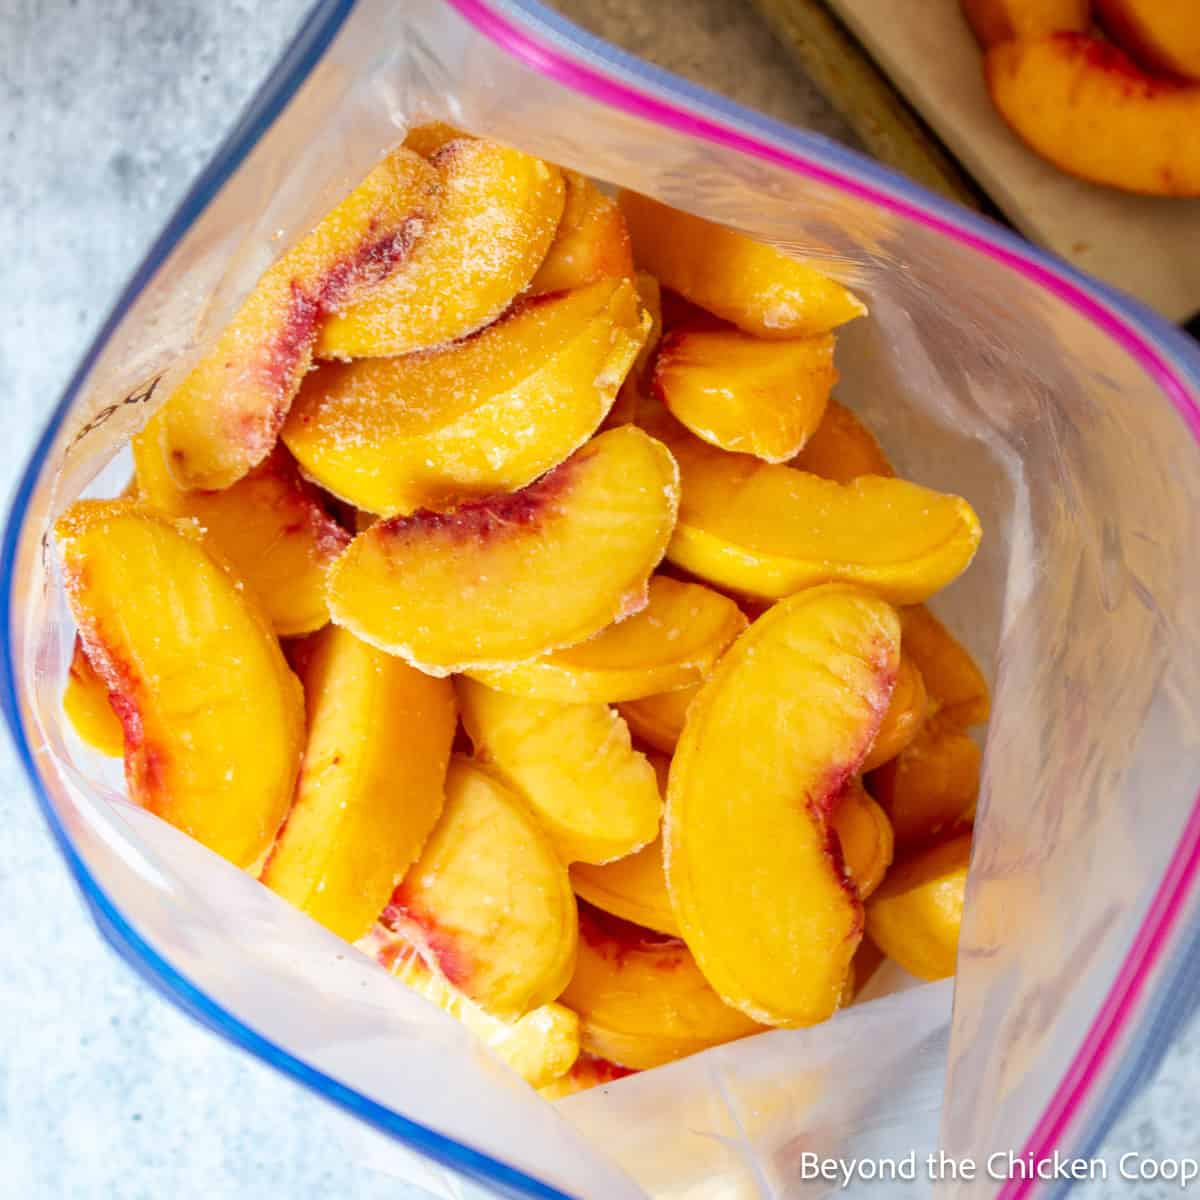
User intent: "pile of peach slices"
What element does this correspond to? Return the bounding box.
[57,126,987,1097]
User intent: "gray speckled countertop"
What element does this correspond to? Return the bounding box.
[2,2,1197,1197]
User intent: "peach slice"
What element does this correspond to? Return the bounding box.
[326,426,680,675]
[456,677,662,865]
[652,327,836,463]
[467,576,746,703]
[134,412,348,636]
[985,34,1200,196]
[528,171,634,295]
[961,0,1089,49]
[655,416,981,605]
[561,907,763,1069]
[1096,0,1200,82]
[317,139,565,358]
[617,682,698,755]
[63,638,123,756]
[160,147,439,490]
[791,399,894,483]
[862,654,929,771]
[259,626,456,941]
[54,501,304,868]
[604,271,664,431]
[539,1054,636,1100]
[403,121,470,157]
[285,278,649,517]
[831,779,894,901]
[866,833,971,981]
[666,584,900,1025]
[618,190,866,337]
[900,605,990,729]
[383,756,578,1018]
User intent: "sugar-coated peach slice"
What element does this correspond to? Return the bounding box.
[63,638,123,756]
[456,677,662,865]
[986,34,1200,196]
[383,756,577,1018]
[538,1053,636,1100]
[161,148,439,490]
[561,907,763,1069]
[866,833,971,980]
[326,426,680,675]
[134,412,348,636]
[831,779,894,901]
[285,278,649,517]
[403,121,470,157]
[617,682,698,755]
[961,0,1088,49]
[529,171,633,295]
[862,655,928,771]
[467,576,746,703]
[259,626,456,941]
[54,501,304,868]
[791,399,893,483]
[619,190,866,337]
[317,139,565,358]
[362,925,579,1087]
[1097,0,1200,81]
[656,415,981,605]
[653,328,835,463]
[900,605,990,728]
[666,584,900,1025]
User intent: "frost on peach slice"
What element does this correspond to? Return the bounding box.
[403,121,470,157]
[791,399,894,483]
[326,426,680,675]
[260,626,456,942]
[54,501,304,868]
[285,278,649,517]
[134,411,348,636]
[831,778,894,901]
[561,906,763,1069]
[63,638,123,756]
[899,605,990,729]
[528,171,633,295]
[617,681,698,755]
[457,677,662,865]
[862,654,928,771]
[317,139,565,358]
[665,583,901,1026]
[383,756,578,1019]
[161,147,439,491]
[653,327,835,463]
[618,189,866,337]
[467,576,746,703]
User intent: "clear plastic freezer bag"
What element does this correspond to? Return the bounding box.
[4,0,1200,1196]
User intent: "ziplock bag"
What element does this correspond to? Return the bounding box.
[4,1,1200,1196]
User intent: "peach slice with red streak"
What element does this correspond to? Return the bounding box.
[791,399,893,483]
[831,778,895,901]
[317,139,565,358]
[62,638,123,756]
[456,677,662,865]
[985,34,1200,196]
[960,0,1089,49]
[617,681,698,756]
[134,411,348,636]
[259,626,456,941]
[1097,0,1200,82]
[54,501,304,868]
[560,906,763,1069]
[618,190,866,337]
[467,576,746,703]
[160,147,439,490]
[326,426,680,675]
[862,654,929,771]
[652,327,836,463]
[285,278,649,518]
[665,583,900,1025]
[539,1053,636,1099]
[382,756,578,1018]
[528,171,634,295]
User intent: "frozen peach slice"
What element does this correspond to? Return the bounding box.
[529,171,633,295]
[134,412,348,636]
[467,576,746,703]
[562,907,762,1069]
[831,779,894,902]
[318,139,565,358]
[539,1054,636,1100]
[54,501,304,868]
[666,583,900,1025]
[161,147,438,490]
[63,638,123,756]
[791,399,893,483]
[900,605,990,729]
[653,328,835,463]
[383,756,577,1018]
[403,121,470,157]
[1097,0,1200,81]
[285,278,648,517]
[327,426,680,674]
[862,654,928,771]
[961,0,1088,48]
[986,34,1200,196]
[618,189,866,337]
[866,833,971,981]
[617,681,698,755]
[456,677,662,865]
[259,626,456,942]
[659,419,981,605]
